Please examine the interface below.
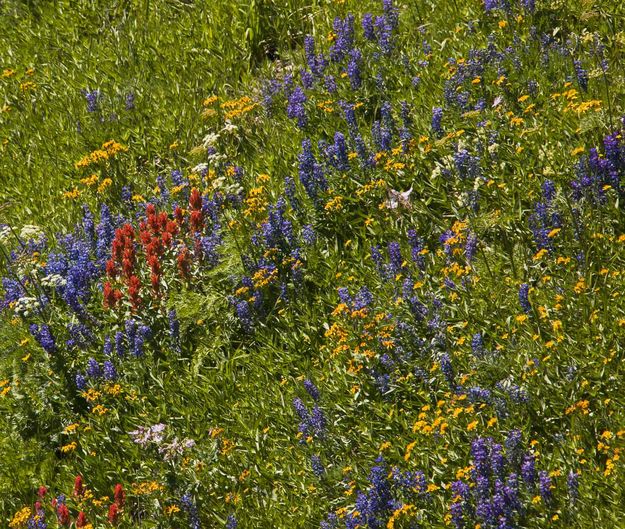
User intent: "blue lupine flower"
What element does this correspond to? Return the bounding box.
[30,324,57,354]
[301,224,316,245]
[95,204,115,266]
[431,107,443,136]
[235,300,253,333]
[374,15,394,55]
[371,245,386,278]
[330,14,355,62]
[304,379,320,401]
[169,309,181,352]
[407,230,426,270]
[103,335,113,356]
[225,514,237,529]
[82,204,95,247]
[103,360,117,381]
[471,332,485,357]
[327,132,350,171]
[354,287,373,310]
[133,331,146,357]
[261,79,282,113]
[574,59,589,92]
[298,139,328,206]
[387,241,403,276]
[362,13,375,40]
[465,232,478,263]
[121,185,132,205]
[519,283,531,313]
[567,470,579,504]
[287,87,307,129]
[86,358,102,379]
[180,494,201,529]
[83,89,100,112]
[382,0,399,29]
[539,470,552,502]
[440,353,455,389]
[311,455,325,477]
[310,405,327,437]
[284,176,300,213]
[115,331,126,357]
[324,75,337,93]
[472,437,490,478]
[542,180,556,202]
[521,453,536,486]
[347,49,362,90]
[301,68,314,90]
[75,373,87,390]
[321,513,339,529]
[454,148,481,180]
[125,92,135,110]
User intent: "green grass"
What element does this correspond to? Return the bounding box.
[3,0,625,527]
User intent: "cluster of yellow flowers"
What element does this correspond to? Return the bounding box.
[74,140,127,169]
[220,96,257,120]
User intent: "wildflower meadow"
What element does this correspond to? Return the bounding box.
[3,0,625,527]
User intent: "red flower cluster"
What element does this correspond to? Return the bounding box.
[139,203,179,295]
[107,483,126,525]
[72,475,84,497]
[102,190,209,310]
[104,223,138,309]
[189,188,204,232]
[44,478,126,526]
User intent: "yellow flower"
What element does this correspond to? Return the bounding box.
[63,187,81,199]
[404,440,417,461]
[9,507,31,528]
[91,404,108,415]
[61,442,77,453]
[467,420,479,431]
[97,178,112,193]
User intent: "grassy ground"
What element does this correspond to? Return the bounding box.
[3,0,625,528]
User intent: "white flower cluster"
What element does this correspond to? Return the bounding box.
[20,225,44,241]
[14,296,41,316]
[129,423,195,462]
[0,225,11,242]
[41,274,67,288]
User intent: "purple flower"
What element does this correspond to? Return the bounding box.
[362,13,375,40]
[304,379,320,401]
[226,514,237,529]
[82,89,100,112]
[330,14,355,62]
[75,373,87,390]
[311,455,325,477]
[539,470,552,503]
[86,358,102,379]
[169,309,181,352]
[432,107,443,136]
[29,324,56,353]
[103,360,117,381]
[180,494,201,529]
[574,59,589,92]
[125,92,135,110]
[567,470,579,504]
[519,284,531,313]
[347,49,362,90]
[287,86,307,128]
